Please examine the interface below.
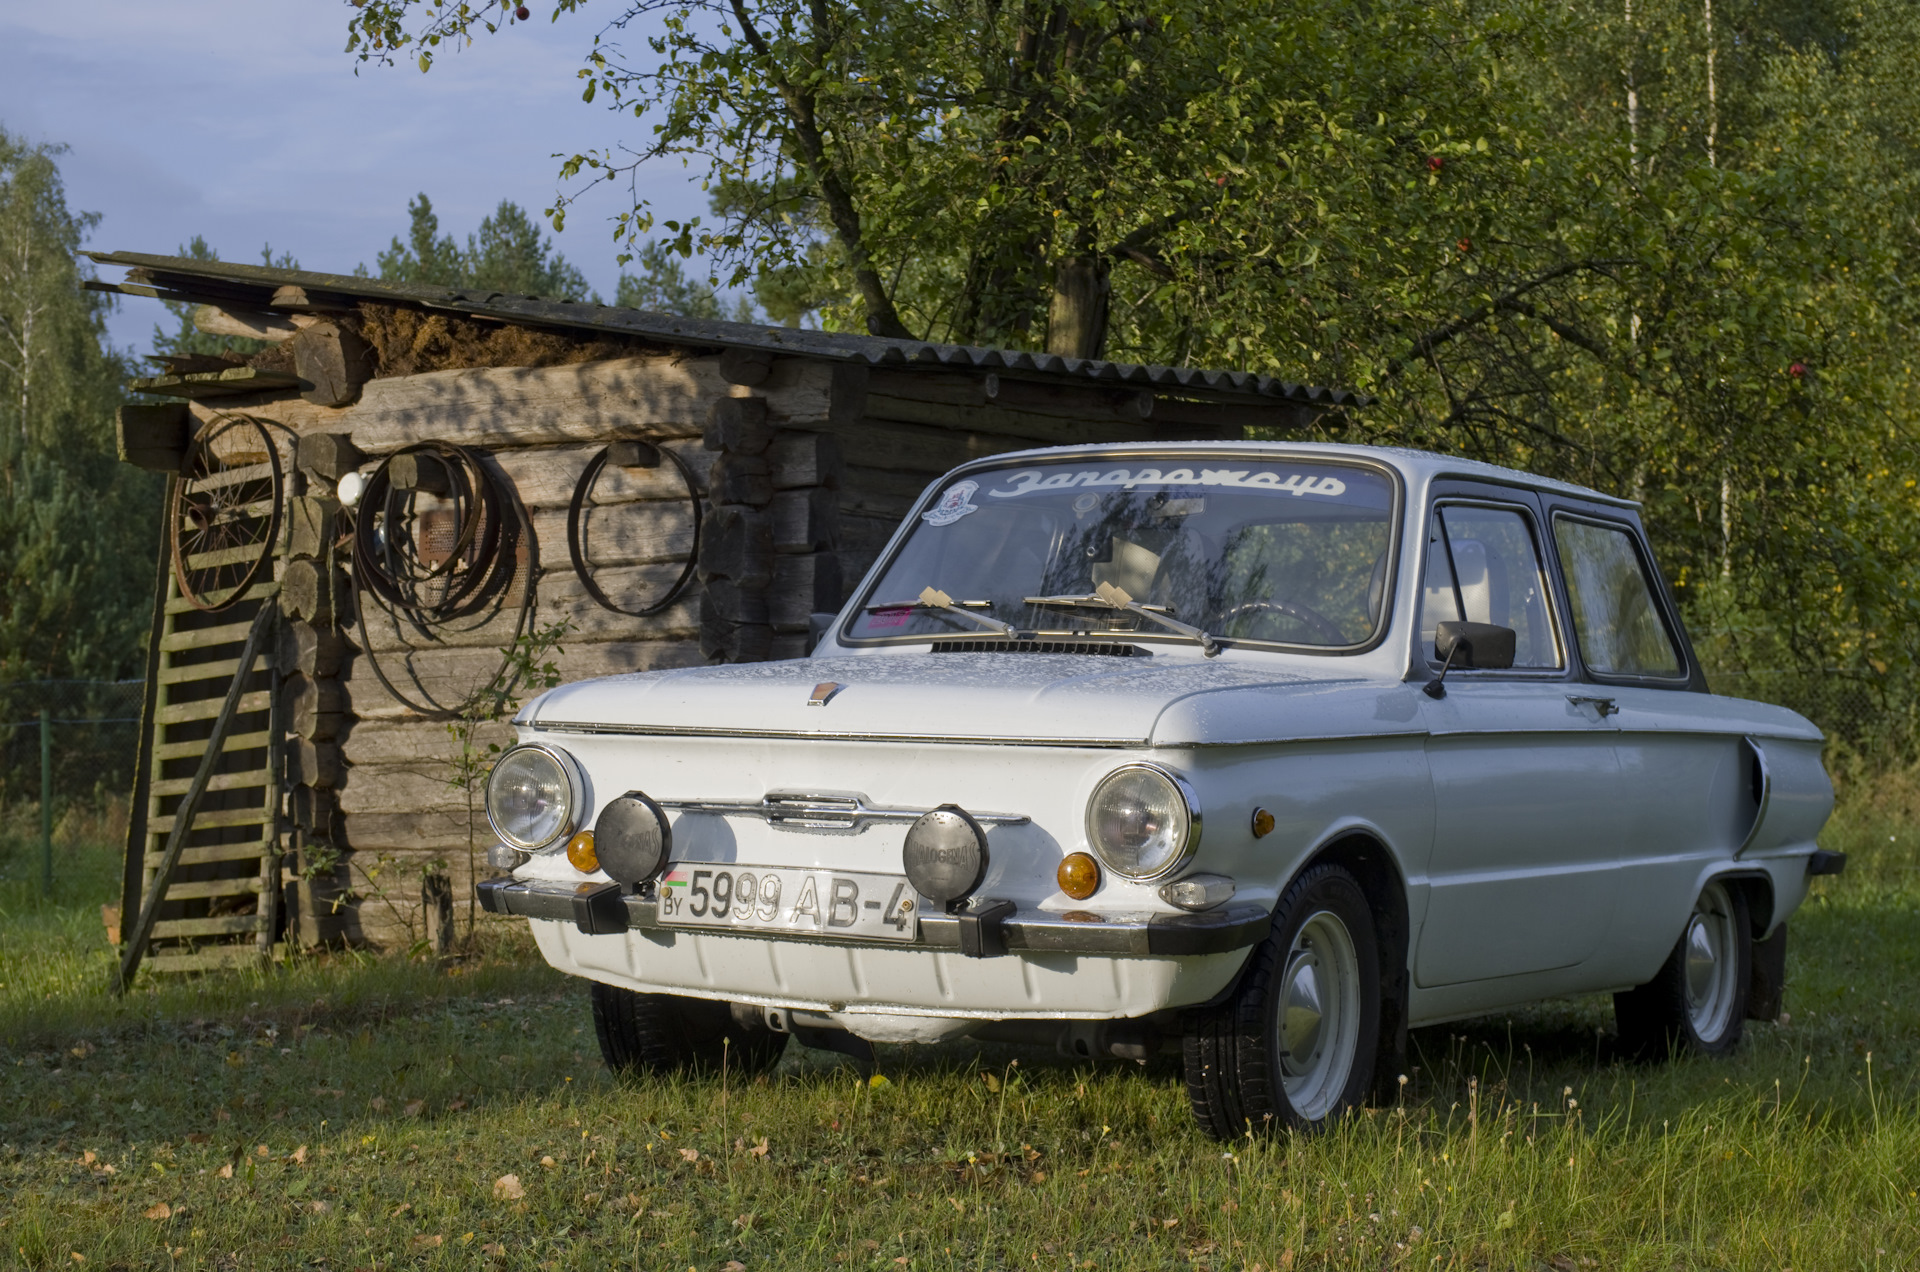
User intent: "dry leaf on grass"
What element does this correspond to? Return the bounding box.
[404,1099,426,1117]
[411,1234,444,1251]
[723,1263,746,1272]
[254,1145,269,1158]
[185,1134,210,1145]
[217,1164,234,1180]
[540,1155,557,1169]
[749,1137,770,1158]
[308,1200,330,1214]
[369,1097,388,1112]
[678,1148,700,1163]
[290,1146,309,1165]
[143,1203,172,1221]
[481,1243,506,1258]
[493,1174,525,1201]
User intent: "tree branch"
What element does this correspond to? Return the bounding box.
[729,0,913,338]
[1384,259,1635,378]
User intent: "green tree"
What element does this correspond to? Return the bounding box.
[373,192,594,299]
[0,128,162,681]
[613,241,756,320]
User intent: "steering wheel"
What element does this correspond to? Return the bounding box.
[1219,599,1348,645]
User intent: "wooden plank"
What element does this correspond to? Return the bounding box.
[127,368,303,400]
[487,440,715,510]
[160,619,255,652]
[164,581,277,615]
[530,502,695,572]
[180,459,276,493]
[159,656,245,685]
[145,839,274,868]
[182,542,270,571]
[150,914,266,939]
[158,876,266,902]
[353,582,700,655]
[158,690,271,725]
[339,717,515,766]
[318,358,761,452]
[144,947,274,974]
[149,767,273,798]
[149,804,274,835]
[342,639,703,721]
[154,729,272,761]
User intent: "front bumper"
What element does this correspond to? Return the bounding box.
[476,876,1270,958]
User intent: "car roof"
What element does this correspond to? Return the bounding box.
[961,439,1638,510]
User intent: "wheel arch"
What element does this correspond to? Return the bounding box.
[1300,828,1411,1100]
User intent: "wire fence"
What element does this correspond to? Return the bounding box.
[0,680,145,812]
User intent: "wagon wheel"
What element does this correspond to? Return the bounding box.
[170,414,284,612]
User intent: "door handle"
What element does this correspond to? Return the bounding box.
[1566,694,1619,717]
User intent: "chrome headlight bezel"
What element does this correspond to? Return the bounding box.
[485,742,586,851]
[1083,762,1202,883]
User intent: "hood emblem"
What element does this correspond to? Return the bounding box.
[808,681,845,707]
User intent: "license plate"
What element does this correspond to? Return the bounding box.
[656,864,918,942]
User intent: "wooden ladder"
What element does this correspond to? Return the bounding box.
[119,565,285,979]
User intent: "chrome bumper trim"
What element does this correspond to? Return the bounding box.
[476,877,1268,957]
[658,790,1027,834]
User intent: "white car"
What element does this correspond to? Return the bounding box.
[477,441,1838,1137]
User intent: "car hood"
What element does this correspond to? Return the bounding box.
[522,652,1379,747]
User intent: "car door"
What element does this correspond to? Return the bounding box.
[1413,485,1629,988]
[1537,502,1753,983]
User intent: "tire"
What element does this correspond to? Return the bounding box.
[589,982,788,1077]
[1183,863,1381,1140]
[1615,879,1751,1060]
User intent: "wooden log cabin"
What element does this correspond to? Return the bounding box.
[86,250,1361,968]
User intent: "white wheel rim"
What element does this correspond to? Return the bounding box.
[1277,909,1361,1121]
[1684,882,1740,1042]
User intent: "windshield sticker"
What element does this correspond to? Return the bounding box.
[922,479,982,526]
[986,467,1347,499]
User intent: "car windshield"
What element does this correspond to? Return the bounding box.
[847,455,1397,650]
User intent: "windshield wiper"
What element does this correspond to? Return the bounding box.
[866,586,1023,637]
[1024,582,1221,657]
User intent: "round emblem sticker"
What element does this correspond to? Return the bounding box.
[922,480,981,527]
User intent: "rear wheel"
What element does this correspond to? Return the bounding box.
[1183,863,1381,1139]
[589,982,787,1077]
[1615,880,1751,1059]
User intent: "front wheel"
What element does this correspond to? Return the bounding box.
[590,982,788,1077]
[1183,863,1381,1139]
[1614,880,1751,1060]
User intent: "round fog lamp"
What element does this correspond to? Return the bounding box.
[1085,763,1200,881]
[565,829,599,874]
[595,791,672,885]
[903,805,987,905]
[1057,852,1100,900]
[486,744,580,850]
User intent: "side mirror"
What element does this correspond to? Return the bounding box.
[1424,620,1517,699]
[1434,620,1517,670]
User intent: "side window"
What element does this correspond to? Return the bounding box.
[1553,516,1684,678]
[1418,504,1562,669]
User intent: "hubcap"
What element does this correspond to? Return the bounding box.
[1276,910,1360,1122]
[1683,882,1739,1042]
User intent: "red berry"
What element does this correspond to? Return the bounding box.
[1427,156,1444,172]
[1789,362,1806,378]
[515,5,530,19]
[1456,237,1471,253]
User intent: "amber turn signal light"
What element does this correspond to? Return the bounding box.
[566,829,600,874]
[1057,851,1100,900]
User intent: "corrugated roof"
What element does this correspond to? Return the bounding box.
[85,250,1366,409]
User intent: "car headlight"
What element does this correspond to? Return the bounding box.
[486,744,583,851]
[1084,763,1201,881]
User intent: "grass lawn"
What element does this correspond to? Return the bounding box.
[1,798,1915,1271]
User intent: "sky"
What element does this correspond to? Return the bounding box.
[0,0,711,354]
